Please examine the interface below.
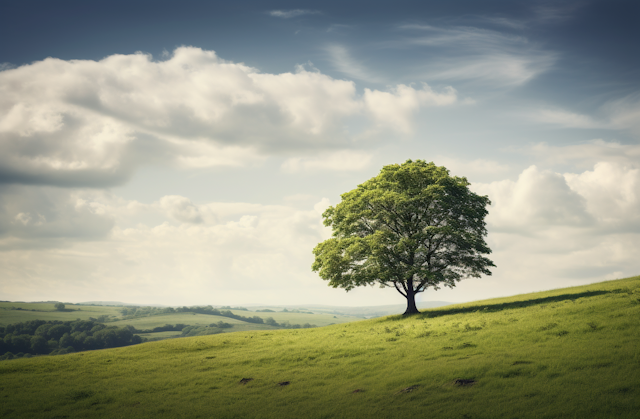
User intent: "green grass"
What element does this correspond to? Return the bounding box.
[1,276,639,419]
[0,303,123,325]
[245,311,354,326]
[136,331,184,341]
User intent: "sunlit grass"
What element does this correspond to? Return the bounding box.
[1,276,639,418]
[0,303,124,325]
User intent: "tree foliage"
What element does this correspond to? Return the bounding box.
[0,319,143,360]
[312,160,495,315]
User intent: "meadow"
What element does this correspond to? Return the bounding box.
[1,275,639,418]
[0,303,123,325]
[0,302,358,343]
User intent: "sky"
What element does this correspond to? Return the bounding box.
[1,0,639,307]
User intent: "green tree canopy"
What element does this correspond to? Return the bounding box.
[312,160,495,315]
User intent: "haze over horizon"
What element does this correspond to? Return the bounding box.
[1,0,639,307]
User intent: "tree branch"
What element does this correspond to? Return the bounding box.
[394,282,407,298]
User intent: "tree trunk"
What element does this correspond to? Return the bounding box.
[403,288,420,315]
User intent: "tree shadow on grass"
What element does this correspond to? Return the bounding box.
[384,290,612,321]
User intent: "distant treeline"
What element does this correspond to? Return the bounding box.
[120,305,249,317]
[264,317,317,329]
[145,318,318,338]
[179,318,317,337]
[0,320,143,361]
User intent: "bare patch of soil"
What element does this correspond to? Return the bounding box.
[454,379,476,386]
[397,385,420,394]
[239,378,253,385]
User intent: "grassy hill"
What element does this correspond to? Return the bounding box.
[1,275,639,419]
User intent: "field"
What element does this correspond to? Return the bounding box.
[1,275,639,418]
[0,302,358,341]
[0,303,123,325]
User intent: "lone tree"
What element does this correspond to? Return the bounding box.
[54,302,66,311]
[312,160,495,315]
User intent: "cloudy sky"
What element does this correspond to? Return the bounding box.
[1,0,639,307]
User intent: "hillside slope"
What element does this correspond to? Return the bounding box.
[1,276,639,419]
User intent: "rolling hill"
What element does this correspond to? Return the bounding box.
[1,275,638,419]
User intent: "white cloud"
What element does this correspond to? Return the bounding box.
[0,195,362,306]
[0,47,460,187]
[157,195,204,224]
[398,24,557,87]
[565,162,640,228]
[424,53,554,87]
[363,84,457,133]
[325,44,384,83]
[281,150,373,173]
[603,92,640,137]
[268,9,320,19]
[531,108,604,129]
[526,140,640,169]
[527,92,640,138]
[441,162,640,301]
[475,165,593,233]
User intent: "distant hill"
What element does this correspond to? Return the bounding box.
[248,301,453,318]
[77,301,168,307]
[76,301,452,318]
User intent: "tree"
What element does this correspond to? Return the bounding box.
[312,160,495,315]
[30,335,49,354]
[54,303,65,311]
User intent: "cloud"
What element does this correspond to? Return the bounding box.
[474,161,640,237]
[476,16,527,30]
[268,9,321,19]
[528,92,640,137]
[281,150,373,173]
[533,3,584,24]
[0,47,460,188]
[525,140,640,169]
[440,161,640,301]
[474,165,593,233]
[363,84,457,133]
[157,195,204,224]
[603,92,640,137]
[0,186,114,247]
[531,109,604,129]
[3,162,640,306]
[325,44,384,83]
[565,162,640,228]
[0,196,362,306]
[398,24,557,86]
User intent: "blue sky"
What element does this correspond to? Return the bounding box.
[1,0,639,307]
